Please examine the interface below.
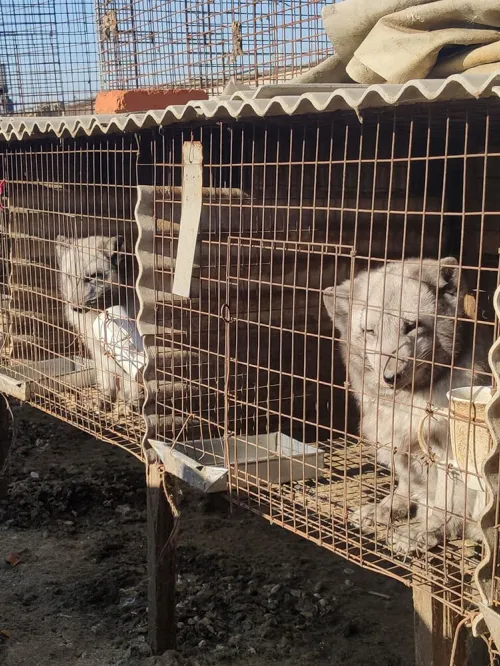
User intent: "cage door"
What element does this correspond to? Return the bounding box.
[224,235,354,490]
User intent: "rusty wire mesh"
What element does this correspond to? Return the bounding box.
[0,134,144,457]
[0,99,499,618]
[95,0,332,93]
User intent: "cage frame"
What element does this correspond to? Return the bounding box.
[2,78,500,662]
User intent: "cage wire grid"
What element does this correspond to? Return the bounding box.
[142,102,500,616]
[1,100,500,617]
[0,133,145,458]
[2,0,500,639]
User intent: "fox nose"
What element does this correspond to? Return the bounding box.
[383,370,400,386]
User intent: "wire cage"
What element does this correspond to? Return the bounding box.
[0,0,99,116]
[136,99,500,618]
[0,133,145,455]
[1,92,500,629]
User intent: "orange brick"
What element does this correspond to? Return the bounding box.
[94,88,208,114]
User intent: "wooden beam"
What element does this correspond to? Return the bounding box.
[0,395,12,499]
[413,584,489,666]
[146,449,178,654]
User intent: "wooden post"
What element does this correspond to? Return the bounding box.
[0,395,12,500]
[146,448,178,654]
[413,584,489,666]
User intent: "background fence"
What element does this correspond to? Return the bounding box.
[0,0,334,116]
[0,0,99,116]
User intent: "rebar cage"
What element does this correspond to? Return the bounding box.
[95,0,331,92]
[1,98,500,620]
[0,0,333,116]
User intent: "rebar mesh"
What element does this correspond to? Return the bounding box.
[0,1,336,117]
[95,0,332,93]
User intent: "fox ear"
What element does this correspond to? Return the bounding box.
[323,280,350,327]
[425,256,465,295]
[421,256,466,312]
[421,257,460,292]
[107,235,124,255]
[439,257,468,313]
[438,256,463,295]
[55,235,68,264]
[109,235,124,254]
[105,235,124,265]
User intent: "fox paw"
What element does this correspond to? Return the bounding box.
[389,523,440,555]
[350,503,390,532]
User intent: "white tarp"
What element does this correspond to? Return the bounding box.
[297,0,500,84]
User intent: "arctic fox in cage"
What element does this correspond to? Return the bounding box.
[323,258,490,554]
[56,235,142,410]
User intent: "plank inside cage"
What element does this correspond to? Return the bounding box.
[0,356,96,400]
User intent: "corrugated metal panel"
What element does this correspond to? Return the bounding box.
[1,73,500,142]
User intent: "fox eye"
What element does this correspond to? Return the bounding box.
[403,321,417,334]
[361,326,375,335]
[84,272,102,284]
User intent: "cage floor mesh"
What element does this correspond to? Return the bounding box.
[31,386,145,460]
[229,438,483,614]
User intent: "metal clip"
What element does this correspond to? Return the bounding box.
[220,303,233,324]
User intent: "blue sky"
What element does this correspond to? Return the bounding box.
[1,0,97,111]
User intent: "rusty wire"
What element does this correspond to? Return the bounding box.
[145,101,500,616]
[1,1,334,116]
[0,133,145,457]
[95,0,331,93]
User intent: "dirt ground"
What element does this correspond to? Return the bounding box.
[0,405,415,666]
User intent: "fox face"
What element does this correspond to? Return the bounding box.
[56,235,123,312]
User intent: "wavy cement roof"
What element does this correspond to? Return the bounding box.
[1,73,500,142]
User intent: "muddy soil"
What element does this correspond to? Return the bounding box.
[0,405,414,666]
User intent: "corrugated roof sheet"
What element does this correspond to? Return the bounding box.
[1,73,500,142]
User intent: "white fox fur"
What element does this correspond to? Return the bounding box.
[323,258,490,554]
[56,235,141,410]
